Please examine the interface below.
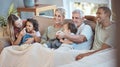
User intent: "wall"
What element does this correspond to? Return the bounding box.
[39,0,63,7]
[0,0,64,19]
[0,0,22,17]
[0,0,110,19]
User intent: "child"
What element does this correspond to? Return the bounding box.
[19,18,41,45]
[56,21,77,50]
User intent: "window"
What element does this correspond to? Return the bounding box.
[74,2,108,16]
[63,0,111,18]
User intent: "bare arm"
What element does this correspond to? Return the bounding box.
[76,43,111,60]
[64,34,86,43]
[12,34,23,45]
[12,29,26,45]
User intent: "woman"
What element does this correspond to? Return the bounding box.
[7,14,40,45]
[41,8,65,48]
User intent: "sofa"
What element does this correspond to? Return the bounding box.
[0,16,96,53]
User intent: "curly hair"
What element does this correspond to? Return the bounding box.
[26,18,39,31]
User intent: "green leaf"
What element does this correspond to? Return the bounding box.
[8,3,17,16]
[0,3,17,27]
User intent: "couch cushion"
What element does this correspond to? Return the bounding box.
[0,37,11,53]
[33,16,54,35]
[85,15,96,22]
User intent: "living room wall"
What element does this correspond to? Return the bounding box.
[0,0,24,17]
[0,0,64,18]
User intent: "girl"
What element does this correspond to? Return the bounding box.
[19,18,41,45]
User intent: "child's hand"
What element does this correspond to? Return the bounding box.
[56,31,62,35]
[19,28,26,36]
[30,30,36,36]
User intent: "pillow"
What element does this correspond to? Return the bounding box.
[84,15,96,22]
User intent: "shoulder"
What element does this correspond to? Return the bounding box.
[107,23,116,33]
[36,31,41,37]
[84,24,92,30]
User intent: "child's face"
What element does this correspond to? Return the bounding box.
[63,24,70,33]
[26,21,34,33]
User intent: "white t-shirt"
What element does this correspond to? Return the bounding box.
[36,31,41,37]
[73,22,93,50]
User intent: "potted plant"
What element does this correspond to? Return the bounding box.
[0,3,17,36]
[0,16,7,27]
[0,3,17,27]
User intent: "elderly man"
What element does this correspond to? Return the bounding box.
[76,6,116,60]
[57,9,93,50]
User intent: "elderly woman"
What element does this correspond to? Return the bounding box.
[41,8,65,49]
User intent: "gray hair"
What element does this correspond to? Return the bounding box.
[72,9,84,18]
[55,8,65,17]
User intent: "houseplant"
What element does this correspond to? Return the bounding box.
[0,3,17,36]
[0,3,17,27]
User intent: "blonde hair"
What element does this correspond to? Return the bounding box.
[6,14,19,43]
[55,8,65,17]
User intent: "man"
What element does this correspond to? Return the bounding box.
[57,9,93,50]
[76,6,116,60]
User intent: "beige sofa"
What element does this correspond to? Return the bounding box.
[0,16,95,53]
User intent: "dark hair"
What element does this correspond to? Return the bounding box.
[64,21,77,34]
[98,6,111,18]
[26,18,39,31]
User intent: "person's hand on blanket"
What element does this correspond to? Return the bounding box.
[75,52,94,61]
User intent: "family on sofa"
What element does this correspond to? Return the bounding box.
[0,6,116,67]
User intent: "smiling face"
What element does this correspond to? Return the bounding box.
[26,21,34,33]
[96,8,107,23]
[14,18,23,28]
[54,11,64,24]
[72,13,83,27]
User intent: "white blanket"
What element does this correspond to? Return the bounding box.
[0,43,116,67]
[58,48,117,67]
